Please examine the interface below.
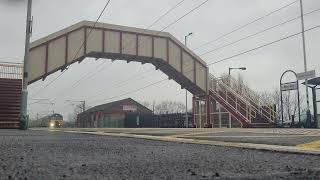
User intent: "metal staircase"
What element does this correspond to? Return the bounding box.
[208,74,276,128]
[0,63,22,129]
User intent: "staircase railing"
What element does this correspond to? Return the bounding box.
[224,74,274,107]
[209,74,275,123]
[209,74,255,123]
[0,62,23,79]
[223,74,276,122]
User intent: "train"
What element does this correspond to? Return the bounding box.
[29,113,64,128]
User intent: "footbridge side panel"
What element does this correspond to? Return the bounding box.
[28,21,208,95]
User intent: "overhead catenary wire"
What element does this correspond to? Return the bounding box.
[208,24,320,65]
[31,0,203,108]
[30,0,112,97]
[89,78,168,104]
[86,0,299,103]
[199,7,320,57]
[160,0,210,31]
[49,60,112,100]
[69,60,110,89]
[146,0,187,29]
[193,0,299,51]
[76,0,210,102]
[53,0,190,101]
[90,24,320,103]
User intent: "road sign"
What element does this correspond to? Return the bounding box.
[297,70,316,80]
[281,83,298,91]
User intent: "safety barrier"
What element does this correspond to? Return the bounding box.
[0,62,23,80]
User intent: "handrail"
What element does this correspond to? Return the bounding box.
[225,74,274,107]
[0,62,23,79]
[210,74,255,122]
[216,74,276,121]
[217,78,275,122]
[228,75,277,122]
[209,73,275,123]
[210,87,250,123]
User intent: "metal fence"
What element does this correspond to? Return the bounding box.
[0,62,23,79]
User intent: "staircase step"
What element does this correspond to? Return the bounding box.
[0,78,22,82]
[0,100,21,104]
[0,117,20,121]
[0,93,21,99]
[0,83,22,86]
[0,114,20,118]
[0,88,22,92]
[0,103,21,107]
[0,109,21,114]
[0,121,20,129]
[0,103,20,108]
[0,96,21,100]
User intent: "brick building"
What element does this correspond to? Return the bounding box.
[76,98,152,128]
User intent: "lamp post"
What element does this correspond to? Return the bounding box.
[184,32,193,128]
[228,67,246,84]
[299,0,312,127]
[20,0,33,130]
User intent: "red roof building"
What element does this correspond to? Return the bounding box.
[76,98,152,128]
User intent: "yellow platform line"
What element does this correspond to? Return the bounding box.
[297,140,320,150]
[178,134,320,138]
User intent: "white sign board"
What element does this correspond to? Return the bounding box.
[297,70,316,80]
[123,105,137,112]
[281,83,298,91]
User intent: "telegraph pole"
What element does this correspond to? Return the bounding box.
[299,0,311,127]
[20,0,33,130]
[184,32,193,128]
[82,100,86,112]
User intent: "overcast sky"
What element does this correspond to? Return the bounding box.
[0,0,319,120]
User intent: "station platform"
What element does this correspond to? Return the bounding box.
[32,128,320,155]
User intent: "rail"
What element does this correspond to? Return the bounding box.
[209,74,254,123]
[224,74,276,122]
[223,74,274,107]
[209,73,275,123]
[224,75,276,121]
[0,62,23,79]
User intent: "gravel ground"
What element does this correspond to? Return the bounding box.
[0,130,319,180]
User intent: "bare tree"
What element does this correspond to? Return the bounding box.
[140,101,152,110]
[154,100,186,114]
[260,89,305,123]
[69,103,91,122]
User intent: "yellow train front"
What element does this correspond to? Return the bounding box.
[48,113,64,128]
[29,113,64,128]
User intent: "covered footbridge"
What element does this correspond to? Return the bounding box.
[0,21,276,128]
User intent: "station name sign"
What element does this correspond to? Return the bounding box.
[297,70,316,80]
[281,83,298,91]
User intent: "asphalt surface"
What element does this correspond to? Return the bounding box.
[0,130,320,180]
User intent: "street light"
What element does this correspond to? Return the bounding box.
[299,0,312,127]
[228,67,246,76]
[185,32,193,47]
[184,32,193,128]
[228,67,246,85]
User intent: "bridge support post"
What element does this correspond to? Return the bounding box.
[193,94,211,128]
[192,96,196,128]
[206,95,212,128]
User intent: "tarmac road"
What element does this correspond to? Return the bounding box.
[0,130,320,180]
